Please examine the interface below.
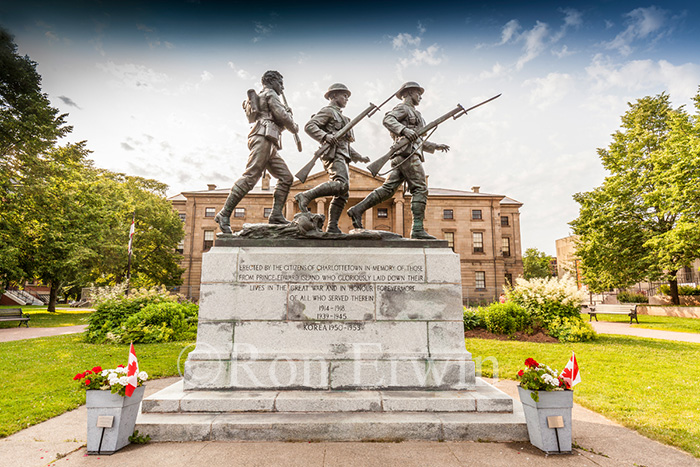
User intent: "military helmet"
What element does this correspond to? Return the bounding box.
[324,83,352,100]
[396,81,424,99]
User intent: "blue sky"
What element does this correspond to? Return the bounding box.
[2,1,700,254]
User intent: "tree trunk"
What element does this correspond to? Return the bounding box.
[48,282,58,312]
[669,270,680,306]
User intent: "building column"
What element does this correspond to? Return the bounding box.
[286,199,294,219]
[365,206,374,230]
[317,198,326,216]
[394,199,405,237]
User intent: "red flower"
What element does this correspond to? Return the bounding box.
[85,370,92,375]
[524,358,538,368]
[92,366,102,373]
[85,379,91,386]
[117,364,125,368]
[517,370,524,377]
[73,373,83,381]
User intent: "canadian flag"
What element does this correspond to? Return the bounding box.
[561,351,581,389]
[127,219,135,255]
[125,343,139,397]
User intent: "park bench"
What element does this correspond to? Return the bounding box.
[583,303,639,324]
[0,308,30,327]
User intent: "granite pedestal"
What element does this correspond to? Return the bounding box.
[136,237,526,441]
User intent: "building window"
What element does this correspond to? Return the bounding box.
[472,209,482,220]
[444,232,454,251]
[502,237,511,257]
[234,208,245,218]
[178,213,186,223]
[501,215,509,227]
[205,207,216,217]
[176,240,184,254]
[264,208,272,218]
[443,209,453,219]
[377,208,388,218]
[505,273,513,286]
[475,271,486,289]
[203,230,214,250]
[473,232,484,253]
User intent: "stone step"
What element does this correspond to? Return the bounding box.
[142,379,512,414]
[135,410,528,442]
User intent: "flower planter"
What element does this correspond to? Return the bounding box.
[86,385,145,455]
[517,386,573,454]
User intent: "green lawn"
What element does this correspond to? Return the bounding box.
[591,313,700,334]
[0,306,93,329]
[0,334,193,437]
[468,335,700,458]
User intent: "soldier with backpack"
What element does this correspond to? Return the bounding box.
[215,70,299,233]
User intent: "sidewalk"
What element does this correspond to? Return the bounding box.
[1,377,698,467]
[590,320,700,343]
[0,325,88,342]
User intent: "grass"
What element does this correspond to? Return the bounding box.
[0,334,193,437]
[0,306,93,329]
[592,313,700,334]
[468,335,700,458]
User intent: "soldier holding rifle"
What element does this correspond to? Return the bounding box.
[215,70,299,233]
[295,83,370,234]
[347,81,449,239]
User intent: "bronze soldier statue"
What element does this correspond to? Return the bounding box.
[295,83,370,234]
[215,70,298,233]
[347,81,449,239]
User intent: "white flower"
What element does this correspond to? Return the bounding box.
[138,371,148,381]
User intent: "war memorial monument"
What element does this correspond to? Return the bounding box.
[135,72,527,441]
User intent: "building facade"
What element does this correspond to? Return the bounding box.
[170,166,524,305]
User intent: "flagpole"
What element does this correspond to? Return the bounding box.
[126,211,135,296]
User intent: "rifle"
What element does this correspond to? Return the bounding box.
[366,93,501,177]
[280,92,303,152]
[295,91,396,183]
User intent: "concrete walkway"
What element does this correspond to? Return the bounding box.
[1,377,698,467]
[590,321,700,343]
[0,325,88,342]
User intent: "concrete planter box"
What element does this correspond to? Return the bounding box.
[86,386,145,455]
[517,386,573,454]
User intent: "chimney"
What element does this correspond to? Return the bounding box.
[472,186,480,193]
[207,184,217,191]
[262,173,271,190]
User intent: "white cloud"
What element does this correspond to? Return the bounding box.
[516,21,549,70]
[585,54,700,104]
[200,70,213,82]
[392,33,421,50]
[253,21,275,42]
[398,44,443,68]
[552,8,582,42]
[499,19,520,45]
[523,72,575,109]
[228,62,255,80]
[97,61,169,91]
[602,6,669,56]
[552,45,574,58]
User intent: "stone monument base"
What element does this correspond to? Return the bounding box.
[136,379,527,442]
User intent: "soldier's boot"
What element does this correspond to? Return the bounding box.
[410,201,436,240]
[326,200,346,234]
[294,182,336,213]
[346,191,383,229]
[268,189,291,225]
[215,185,247,234]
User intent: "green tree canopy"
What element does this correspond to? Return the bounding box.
[571,91,700,304]
[522,248,554,280]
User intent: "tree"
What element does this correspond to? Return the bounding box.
[1,27,70,286]
[571,91,700,305]
[523,248,554,280]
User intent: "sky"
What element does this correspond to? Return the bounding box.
[2,0,700,255]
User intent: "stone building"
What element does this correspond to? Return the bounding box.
[170,166,523,305]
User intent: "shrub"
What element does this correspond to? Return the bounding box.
[479,302,531,335]
[547,316,597,343]
[121,301,198,343]
[617,291,648,303]
[86,286,194,343]
[463,307,484,331]
[658,284,700,296]
[507,275,586,325]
